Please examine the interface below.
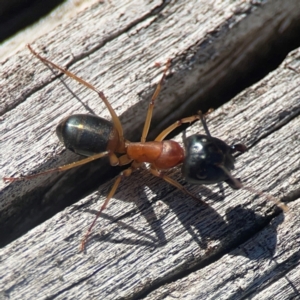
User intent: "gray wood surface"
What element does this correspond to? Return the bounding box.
[0,0,299,299]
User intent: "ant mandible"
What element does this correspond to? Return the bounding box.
[4,45,276,251]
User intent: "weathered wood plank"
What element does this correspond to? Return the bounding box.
[0,0,300,299]
[140,49,300,299]
[145,200,300,300]
[1,0,300,248]
[0,46,299,300]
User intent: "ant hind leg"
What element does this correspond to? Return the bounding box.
[3,151,110,182]
[27,44,124,142]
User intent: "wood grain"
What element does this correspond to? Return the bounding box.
[0,0,299,299]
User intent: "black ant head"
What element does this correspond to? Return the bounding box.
[182,134,246,189]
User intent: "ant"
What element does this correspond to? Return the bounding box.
[3,45,287,251]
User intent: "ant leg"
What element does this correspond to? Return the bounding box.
[155,115,200,141]
[242,186,289,212]
[80,167,133,251]
[149,166,207,205]
[141,59,171,143]
[27,45,124,143]
[118,154,133,166]
[154,109,215,142]
[3,151,109,182]
[218,161,288,212]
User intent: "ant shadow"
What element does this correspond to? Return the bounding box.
[49,66,97,115]
[227,204,284,259]
[84,169,282,261]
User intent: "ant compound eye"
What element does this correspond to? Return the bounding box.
[196,168,207,180]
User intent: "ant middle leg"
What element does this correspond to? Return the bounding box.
[141,59,171,143]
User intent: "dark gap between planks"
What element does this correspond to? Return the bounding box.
[0,0,65,43]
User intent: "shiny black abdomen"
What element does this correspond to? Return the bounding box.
[182,134,235,185]
[56,114,114,157]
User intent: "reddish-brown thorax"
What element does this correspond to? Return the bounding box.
[127,140,184,170]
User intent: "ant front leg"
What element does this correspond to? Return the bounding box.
[154,110,217,142]
[149,166,206,204]
[154,114,201,141]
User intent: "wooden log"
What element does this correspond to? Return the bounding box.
[1,0,300,246]
[0,0,300,298]
[145,201,300,299]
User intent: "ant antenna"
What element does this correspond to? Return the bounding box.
[219,165,288,212]
[242,185,288,212]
